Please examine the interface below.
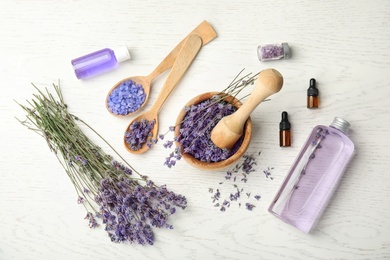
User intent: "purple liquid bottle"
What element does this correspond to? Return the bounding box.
[269,117,355,233]
[71,46,131,79]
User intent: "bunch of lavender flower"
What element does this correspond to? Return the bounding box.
[16,84,187,245]
[160,69,262,167]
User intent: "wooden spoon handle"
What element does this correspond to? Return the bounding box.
[146,21,217,81]
[151,34,203,114]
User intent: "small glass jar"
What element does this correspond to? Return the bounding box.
[257,42,290,61]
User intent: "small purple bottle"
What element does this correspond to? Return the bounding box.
[71,46,131,79]
[269,117,355,233]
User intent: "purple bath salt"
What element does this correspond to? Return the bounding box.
[257,43,290,61]
[125,119,156,150]
[107,79,146,115]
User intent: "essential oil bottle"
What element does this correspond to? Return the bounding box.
[257,43,290,61]
[269,117,355,233]
[279,111,291,147]
[307,78,319,108]
[71,46,131,79]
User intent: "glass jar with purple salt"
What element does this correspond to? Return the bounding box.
[257,42,290,61]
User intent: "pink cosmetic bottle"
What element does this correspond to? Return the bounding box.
[269,117,355,233]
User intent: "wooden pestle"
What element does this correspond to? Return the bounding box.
[210,68,283,149]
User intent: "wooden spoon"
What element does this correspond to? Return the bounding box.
[106,20,217,117]
[124,34,203,154]
[210,68,284,149]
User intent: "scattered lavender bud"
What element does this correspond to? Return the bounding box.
[208,152,274,212]
[245,203,255,211]
[263,167,274,179]
[107,80,146,115]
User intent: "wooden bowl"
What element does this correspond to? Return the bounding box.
[174,92,252,171]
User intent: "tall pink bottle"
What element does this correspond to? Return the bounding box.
[269,117,355,233]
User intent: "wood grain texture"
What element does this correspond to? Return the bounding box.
[1,0,390,259]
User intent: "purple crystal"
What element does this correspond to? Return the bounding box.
[107,80,146,115]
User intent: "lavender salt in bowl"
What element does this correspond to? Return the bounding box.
[175,92,252,170]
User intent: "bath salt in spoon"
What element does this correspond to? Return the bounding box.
[124,34,203,154]
[106,20,217,117]
[211,68,284,149]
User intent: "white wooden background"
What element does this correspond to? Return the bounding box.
[1,0,389,259]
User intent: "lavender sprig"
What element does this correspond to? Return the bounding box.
[16,83,187,245]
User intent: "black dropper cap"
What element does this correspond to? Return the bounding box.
[279,111,291,130]
[307,78,319,96]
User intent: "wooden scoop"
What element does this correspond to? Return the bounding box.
[210,68,284,149]
[106,20,217,117]
[124,34,203,154]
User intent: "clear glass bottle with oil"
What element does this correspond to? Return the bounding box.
[269,117,355,233]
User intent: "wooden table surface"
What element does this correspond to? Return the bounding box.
[1,0,389,259]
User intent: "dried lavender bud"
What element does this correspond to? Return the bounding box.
[245,203,255,211]
[208,150,274,212]
[107,80,146,115]
[178,99,243,163]
[125,119,156,150]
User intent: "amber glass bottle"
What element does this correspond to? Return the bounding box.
[279,111,291,147]
[307,78,319,108]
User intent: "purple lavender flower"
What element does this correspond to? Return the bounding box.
[125,119,156,151]
[92,175,187,244]
[263,167,274,179]
[112,160,133,175]
[75,155,87,165]
[245,203,255,211]
[85,212,100,228]
[77,196,85,204]
[177,99,243,163]
[107,80,146,115]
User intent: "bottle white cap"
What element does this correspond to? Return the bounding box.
[113,46,131,63]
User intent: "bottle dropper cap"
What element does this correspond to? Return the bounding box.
[307,78,318,96]
[279,111,291,130]
[113,46,131,63]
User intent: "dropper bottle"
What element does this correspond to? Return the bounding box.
[307,78,319,108]
[279,111,291,147]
